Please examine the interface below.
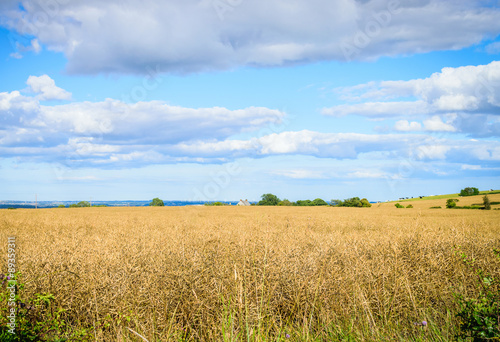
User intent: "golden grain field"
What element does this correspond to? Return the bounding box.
[1,197,499,341]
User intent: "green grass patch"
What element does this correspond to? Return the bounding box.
[391,190,500,203]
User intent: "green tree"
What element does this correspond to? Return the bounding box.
[57,204,65,208]
[278,199,293,206]
[343,197,362,207]
[296,200,313,206]
[150,198,165,206]
[204,202,223,206]
[258,193,280,206]
[459,187,479,196]
[330,199,342,207]
[77,201,90,207]
[312,198,328,206]
[483,195,491,210]
[446,198,459,208]
[360,198,372,207]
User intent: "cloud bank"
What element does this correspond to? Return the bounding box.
[323,61,500,137]
[1,0,500,74]
[1,75,499,170]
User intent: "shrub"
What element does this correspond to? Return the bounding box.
[406,204,413,208]
[57,204,66,208]
[345,197,362,207]
[394,203,404,208]
[484,195,491,210]
[446,198,459,209]
[459,187,479,197]
[258,193,280,206]
[330,199,342,206]
[453,249,500,341]
[0,273,92,341]
[312,198,328,206]
[204,201,225,206]
[360,198,372,207]
[150,198,164,206]
[430,206,442,209]
[296,200,312,206]
[332,197,372,207]
[69,202,90,208]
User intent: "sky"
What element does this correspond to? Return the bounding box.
[0,0,500,203]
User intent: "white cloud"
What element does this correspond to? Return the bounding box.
[31,39,41,54]
[423,116,456,132]
[324,61,500,136]
[394,120,422,132]
[461,164,482,170]
[0,76,285,144]
[322,101,430,118]
[347,171,387,179]
[1,1,499,74]
[66,138,121,156]
[8,38,42,59]
[0,91,40,124]
[326,61,500,117]
[34,100,285,142]
[168,130,422,159]
[26,75,71,100]
[1,76,499,172]
[9,52,22,59]
[0,75,286,165]
[271,169,327,179]
[485,41,500,55]
[415,145,451,160]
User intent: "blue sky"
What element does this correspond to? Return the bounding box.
[0,0,499,202]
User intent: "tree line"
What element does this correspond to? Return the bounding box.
[258,194,372,207]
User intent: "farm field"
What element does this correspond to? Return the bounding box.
[1,205,500,341]
[381,193,500,210]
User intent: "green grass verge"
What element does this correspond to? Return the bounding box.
[390,190,500,203]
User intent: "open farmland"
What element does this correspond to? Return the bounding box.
[381,193,500,210]
[1,206,499,341]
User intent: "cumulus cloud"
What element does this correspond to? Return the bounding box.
[26,75,72,100]
[324,61,500,136]
[32,100,285,144]
[0,91,40,126]
[394,120,422,132]
[0,75,287,165]
[423,116,456,132]
[166,130,500,164]
[394,116,457,132]
[1,75,499,172]
[1,1,499,74]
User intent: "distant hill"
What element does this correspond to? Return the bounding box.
[393,189,500,202]
[378,190,500,210]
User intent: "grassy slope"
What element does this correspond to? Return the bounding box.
[390,190,500,202]
[379,190,500,210]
